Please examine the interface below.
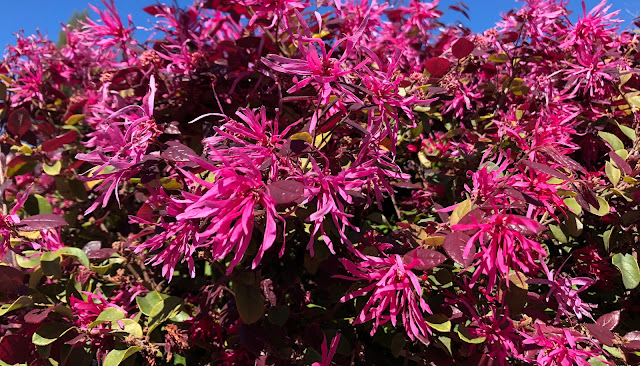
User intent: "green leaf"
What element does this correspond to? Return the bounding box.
[605,162,621,186]
[103,347,142,366]
[88,307,125,329]
[16,250,42,268]
[457,325,486,344]
[616,122,636,141]
[612,253,640,289]
[0,296,33,316]
[449,199,472,225]
[136,291,167,316]
[32,323,74,346]
[563,197,582,215]
[116,319,143,338]
[549,224,568,243]
[589,197,610,217]
[425,314,451,332]
[598,131,624,151]
[268,305,290,326]
[56,247,90,268]
[40,251,62,278]
[33,194,53,214]
[235,283,265,325]
[148,296,184,333]
[43,161,62,176]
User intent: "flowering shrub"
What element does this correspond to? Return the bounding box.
[1,0,640,365]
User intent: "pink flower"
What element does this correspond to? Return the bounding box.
[312,333,341,366]
[452,213,546,290]
[522,323,606,366]
[338,248,432,343]
[0,185,31,259]
[70,291,127,333]
[528,260,597,323]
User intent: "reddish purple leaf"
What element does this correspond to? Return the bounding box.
[0,335,30,364]
[584,323,615,347]
[443,231,474,267]
[7,108,31,137]
[608,151,632,174]
[542,147,587,174]
[596,310,620,331]
[624,331,640,350]
[17,214,68,231]
[143,5,163,15]
[424,57,451,78]
[497,31,519,43]
[522,160,570,181]
[42,130,78,152]
[0,266,25,298]
[402,248,446,271]
[161,141,197,162]
[267,180,304,205]
[24,307,55,324]
[452,37,474,58]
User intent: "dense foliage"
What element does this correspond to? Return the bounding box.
[1,0,640,364]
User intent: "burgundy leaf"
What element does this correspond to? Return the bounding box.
[584,323,615,347]
[497,31,519,43]
[573,181,599,210]
[596,310,620,331]
[42,130,78,152]
[17,214,68,231]
[0,335,30,364]
[0,266,25,298]
[143,5,163,15]
[402,248,446,271]
[624,331,640,350]
[86,248,117,260]
[24,307,55,324]
[161,141,197,162]
[424,57,451,78]
[443,231,474,267]
[542,147,587,174]
[521,160,570,181]
[452,37,475,58]
[7,108,31,137]
[504,187,544,207]
[267,180,304,205]
[608,151,632,174]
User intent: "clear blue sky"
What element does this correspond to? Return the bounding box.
[1,0,638,50]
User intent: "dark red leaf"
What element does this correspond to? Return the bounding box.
[596,310,620,331]
[584,323,615,347]
[7,107,31,137]
[542,147,587,174]
[17,214,68,231]
[443,231,474,267]
[161,141,197,162]
[143,5,164,15]
[41,130,78,152]
[424,57,451,78]
[452,37,474,58]
[522,160,570,181]
[24,307,55,324]
[236,36,262,48]
[402,248,446,271]
[0,335,30,364]
[623,331,640,350]
[0,266,25,299]
[267,180,305,205]
[497,31,519,43]
[608,151,632,174]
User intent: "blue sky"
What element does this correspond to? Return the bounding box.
[1,0,638,49]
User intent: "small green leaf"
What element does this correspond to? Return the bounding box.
[616,122,636,141]
[605,162,621,186]
[563,197,582,215]
[425,314,451,332]
[40,251,62,278]
[0,296,33,316]
[235,283,264,325]
[612,253,640,289]
[457,325,486,344]
[268,305,290,326]
[88,307,125,329]
[598,131,624,151]
[32,323,74,346]
[136,291,167,316]
[589,197,610,216]
[56,247,90,268]
[43,161,62,176]
[116,319,143,338]
[103,347,142,366]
